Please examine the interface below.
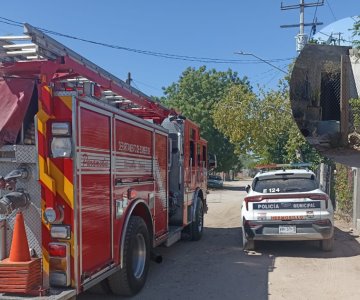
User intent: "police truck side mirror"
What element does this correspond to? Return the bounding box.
[245,185,250,193]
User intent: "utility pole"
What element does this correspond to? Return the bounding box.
[281,0,324,52]
[334,32,343,46]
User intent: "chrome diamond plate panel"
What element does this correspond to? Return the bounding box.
[0,145,41,258]
[0,145,37,163]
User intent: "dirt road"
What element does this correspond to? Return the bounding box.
[81,180,360,300]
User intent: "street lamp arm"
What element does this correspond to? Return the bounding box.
[234,51,287,74]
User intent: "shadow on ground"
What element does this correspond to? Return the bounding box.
[81,227,273,300]
[223,185,247,191]
[208,185,247,192]
[80,224,360,300]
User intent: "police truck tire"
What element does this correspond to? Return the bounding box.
[190,198,204,241]
[108,216,150,296]
[242,225,255,251]
[321,235,334,252]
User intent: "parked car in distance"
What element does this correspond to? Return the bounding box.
[207,175,223,189]
[241,167,334,251]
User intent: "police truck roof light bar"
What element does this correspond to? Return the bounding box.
[255,162,312,172]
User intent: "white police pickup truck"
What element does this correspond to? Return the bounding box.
[241,167,334,251]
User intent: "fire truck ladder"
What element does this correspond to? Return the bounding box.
[0,23,172,122]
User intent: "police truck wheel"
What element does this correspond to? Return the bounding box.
[190,198,204,241]
[320,235,334,252]
[242,224,255,251]
[108,216,150,296]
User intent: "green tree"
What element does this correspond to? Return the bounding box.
[334,163,353,216]
[352,15,360,48]
[160,66,249,172]
[213,82,323,164]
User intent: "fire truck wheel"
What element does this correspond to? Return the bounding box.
[108,216,150,296]
[190,198,204,241]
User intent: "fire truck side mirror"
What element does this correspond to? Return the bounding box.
[177,132,183,156]
[208,153,217,170]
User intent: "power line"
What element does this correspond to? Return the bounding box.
[264,70,284,87]
[133,79,163,93]
[308,0,321,39]
[0,17,295,65]
[326,0,337,21]
[317,31,352,44]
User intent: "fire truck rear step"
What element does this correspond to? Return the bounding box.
[0,288,76,300]
[165,226,183,247]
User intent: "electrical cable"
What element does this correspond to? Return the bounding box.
[308,0,321,39]
[133,79,163,93]
[325,0,337,21]
[0,17,294,65]
[0,15,293,90]
[317,31,352,44]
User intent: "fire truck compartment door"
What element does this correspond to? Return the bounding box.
[0,78,35,146]
[78,105,112,277]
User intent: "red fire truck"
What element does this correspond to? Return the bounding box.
[0,24,210,298]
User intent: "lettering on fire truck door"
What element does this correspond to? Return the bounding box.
[78,105,112,277]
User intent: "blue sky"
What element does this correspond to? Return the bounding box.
[0,1,358,97]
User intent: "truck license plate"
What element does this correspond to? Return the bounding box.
[279,225,296,234]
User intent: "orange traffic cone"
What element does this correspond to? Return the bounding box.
[9,211,31,262]
[0,211,42,295]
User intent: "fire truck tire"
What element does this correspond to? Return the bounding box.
[190,198,204,241]
[108,216,150,296]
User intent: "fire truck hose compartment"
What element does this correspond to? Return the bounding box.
[0,78,35,146]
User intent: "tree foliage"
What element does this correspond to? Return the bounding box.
[160,66,249,172]
[334,163,353,216]
[349,98,360,132]
[352,15,360,48]
[159,65,323,169]
[213,82,323,164]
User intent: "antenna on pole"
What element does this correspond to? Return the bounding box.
[280,0,324,52]
[126,72,132,86]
